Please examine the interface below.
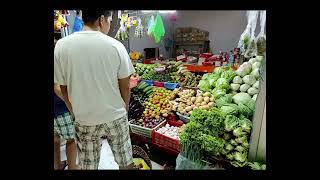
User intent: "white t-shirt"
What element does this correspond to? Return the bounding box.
[54,31,135,126]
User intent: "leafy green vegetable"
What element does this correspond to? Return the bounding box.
[240,84,251,92]
[221,70,237,83]
[233,76,243,84]
[215,78,230,90]
[252,62,261,70]
[242,139,250,148]
[215,94,233,108]
[225,143,234,152]
[226,154,234,160]
[243,75,257,85]
[204,108,225,137]
[238,103,254,118]
[190,109,208,125]
[239,115,253,133]
[198,80,211,92]
[212,88,227,99]
[252,94,258,101]
[233,151,248,163]
[251,69,260,79]
[233,127,247,137]
[247,162,266,170]
[220,103,239,116]
[253,81,260,89]
[247,87,259,95]
[235,62,252,77]
[199,133,225,156]
[231,161,248,167]
[223,133,232,140]
[230,139,238,146]
[235,145,246,152]
[213,67,225,76]
[224,115,240,132]
[230,83,240,91]
[232,93,253,105]
[235,136,247,144]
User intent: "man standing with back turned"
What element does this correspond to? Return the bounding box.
[54,10,135,169]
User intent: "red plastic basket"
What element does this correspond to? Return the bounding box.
[152,121,182,153]
[153,81,164,87]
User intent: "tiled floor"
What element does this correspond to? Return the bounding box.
[60,139,163,170]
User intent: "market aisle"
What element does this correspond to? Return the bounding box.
[60,140,163,169]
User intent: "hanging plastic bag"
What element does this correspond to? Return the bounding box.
[134,17,144,38]
[147,15,155,35]
[244,11,259,58]
[115,20,128,41]
[256,11,266,56]
[238,11,253,54]
[150,14,165,43]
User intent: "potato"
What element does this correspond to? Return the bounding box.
[203,97,210,103]
[201,101,207,106]
[191,104,195,108]
[188,111,193,115]
[193,106,198,110]
[210,97,214,102]
[202,105,210,110]
[185,106,193,111]
[196,103,201,107]
[191,97,196,103]
[208,102,214,107]
[186,101,193,106]
[196,96,204,103]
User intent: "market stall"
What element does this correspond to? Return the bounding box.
[124,10,266,170]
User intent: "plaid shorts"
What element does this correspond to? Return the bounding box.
[54,112,75,140]
[75,116,133,170]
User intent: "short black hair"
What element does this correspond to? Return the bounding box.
[82,10,112,25]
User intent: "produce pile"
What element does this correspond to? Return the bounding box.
[179,56,265,169]
[168,89,215,117]
[143,87,173,119]
[230,56,264,100]
[156,123,186,140]
[130,116,166,129]
[134,62,201,87]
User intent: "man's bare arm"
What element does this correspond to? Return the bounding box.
[118,76,131,112]
[60,85,74,115]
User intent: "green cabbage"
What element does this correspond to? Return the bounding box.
[251,69,260,79]
[215,94,233,108]
[238,103,254,118]
[233,151,248,163]
[212,88,227,99]
[239,115,253,133]
[252,94,258,101]
[215,78,230,90]
[221,70,237,82]
[252,62,261,70]
[233,76,243,84]
[235,62,252,77]
[243,75,256,85]
[220,103,239,116]
[247,87,259,95]
[213,67,225,76]
[232,92,252,105]
[199,80,211,92]
[240,84,251,92]
[231,83,240,91]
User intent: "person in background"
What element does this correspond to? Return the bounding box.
[54,10,135,170]
[54,38,79,170]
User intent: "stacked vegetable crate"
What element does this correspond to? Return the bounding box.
[152,120,183,154]
[130,120,166,138]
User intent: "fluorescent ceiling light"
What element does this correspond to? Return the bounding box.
[159,10,176,13]
[141,10,176,14]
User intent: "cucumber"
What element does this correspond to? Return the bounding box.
[138,82,148,90]
[143,86,153,93]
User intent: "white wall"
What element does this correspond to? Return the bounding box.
[174,10,247,54]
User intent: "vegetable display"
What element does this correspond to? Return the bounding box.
[156,123,182,140]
